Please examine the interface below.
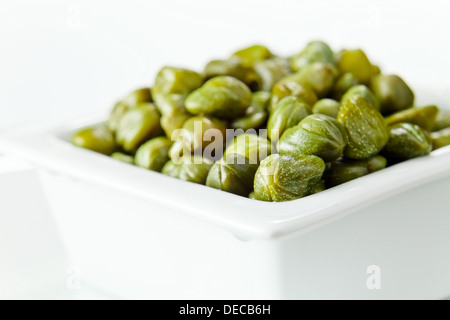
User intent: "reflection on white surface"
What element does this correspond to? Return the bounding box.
[0,156,65,299]
[0,156,114,300]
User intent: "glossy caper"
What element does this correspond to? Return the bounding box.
[203,57,260,90]
[116,103,163,153]
[111,152,134,164]
[278,114,347,163]
[224,133,273,165]
[291,62,338,98]
[107,88,154,132]
[231,91,270,131]
[151,66,203,98]
[206,153,258,196]
[434,110,450,131]
[248,191,257,200]
[135,137,173,172]
[382,123,432,160]
[107,88,154,131]
[312,99,341,118]
[431,128,450,150]
[150,93,186,118]
[370,74,414,115]
[232,44,272,66]
[331,72,359,101]
[107,101,129,132]
[122,88,152,107]
[324,156,387,188]
[151,66,203,115]
[267,96,312,143]
[309,180,326,195]
[253,154,325,202]
[341,85,380,111]
[204,58,248,81]
[169,115,227,161]
[162,156,213,185]
[185,76,252,119]
[336,49,376,84]
[290,41,335,72]
[72,125,116,155]
[385,105,438,131]
[253,57,291,91]
[270,79,318,112]
[160,110,191,138]
[337,96,389,160]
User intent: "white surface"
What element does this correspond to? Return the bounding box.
[0,156,114,300]
[0,156,68,299]
[0,0,449,129]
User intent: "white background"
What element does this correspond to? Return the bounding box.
[1,0,449,129]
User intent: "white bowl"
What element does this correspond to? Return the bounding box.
[1,87,450,299]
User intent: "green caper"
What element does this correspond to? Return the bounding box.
[385,105,439,131]
[135,137,173,172]
[151,66,204,98]
[290,41,336,72]
[270,79,318,112]
[160,110,191,138]
[309,180,326,195]
[324,156,387,188]
[267,96,312,143]
[206,153,258,196]
[111,152,134,164]
[253,57,291,91]
[204,57,260,90]
[291,62,338,98]
[204,58,248,81]
[431,128,450,150]
[185,76,252,119]
[72,125,116,155]
[336,49,377,84]
[151,66,203,115]
[382,123,432,160]
[232,44,272,66]
[370,74,415,115]
[107,101,129,132]
[116,103,163,153]
[224,133,273,165]
[122,87,152,107]
[312,99,341,118]
[169,115,227,160]
[341,85,380,111]
[161,156,213,185]
[337,96,389,160]
[107,88,154,132]
[253,154,325,202]
[150,93,185,117]
[231,91,270,131]
[434,110,450,131]
[278,114,347,163]
[331,72,359,101]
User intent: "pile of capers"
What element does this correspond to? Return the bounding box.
[72,42,450,202]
